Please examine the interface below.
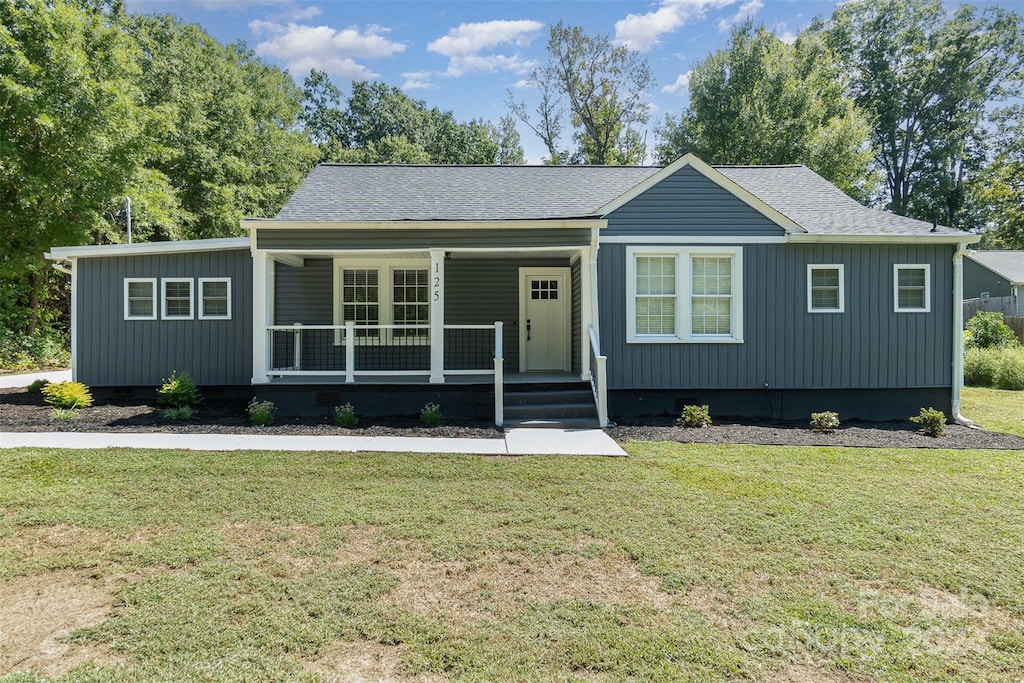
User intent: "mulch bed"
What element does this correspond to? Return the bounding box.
[3,387,1023,449]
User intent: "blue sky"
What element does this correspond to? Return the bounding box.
[125,0,1008,163]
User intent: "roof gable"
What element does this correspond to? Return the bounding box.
[967,251,1024,283]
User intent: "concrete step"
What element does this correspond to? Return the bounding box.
[503,417,602,430]
[503,389,595,406]
[503,402,598,420]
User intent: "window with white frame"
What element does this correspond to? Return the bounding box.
[626,247,743,343]
[124,278,156,320]
[162,278,194,320]
[198,278,231,319]
[341,268,380,337]
[334,260,432,342]
[392,268,429,339]
[807,264,845,313]
[894,264,930,312]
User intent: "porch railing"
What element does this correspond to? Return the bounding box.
[588,324,609,428]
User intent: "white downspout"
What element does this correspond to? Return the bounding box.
[951,243,973,426]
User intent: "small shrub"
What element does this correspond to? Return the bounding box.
[334,403,358,426]
[420,402,442,427]
[248,398,275,426]
[810,411,840,433]
[163,405,195,420]
[965,311,1021,349]
[910,407,947,437]
[158,370,202,408]
[41,381,93,409]
[50,407,78,420]
[964,347,1000,387]
[995,351,1024,390]
[26,378,50,393]
[677,404,712,428]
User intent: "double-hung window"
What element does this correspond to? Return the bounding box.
[198,278,231,319]
[807,265,845,313]
[627,247,743,343]
[894,264,930,312]
[335,260,430,342]
[341,268,380,338]
[392,268,429,340]
[124,278,157,320]
[162,278,194,320]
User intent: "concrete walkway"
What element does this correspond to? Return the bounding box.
[0,369,71,389]
[0,428,627,457]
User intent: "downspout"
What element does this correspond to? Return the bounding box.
[951,243,974,426]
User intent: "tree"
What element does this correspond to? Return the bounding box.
[497,115,525,165]
[0,0,148,334]
[301,69,349,163]
[972,106,1024,247]
[509,22,653,165]
[656,23,875,201]
[818,0,1024,227]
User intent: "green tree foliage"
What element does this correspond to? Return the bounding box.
[972,107,1024,247]
[818,0,1024,227]
[0,0,147,334]
[656,23,874,200]
[497,114,525,165]
[509,22,653,165]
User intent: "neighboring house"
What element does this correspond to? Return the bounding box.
[964,250,1024,315]
[46,154,979,426]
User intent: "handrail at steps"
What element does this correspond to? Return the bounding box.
[587,324,609,428]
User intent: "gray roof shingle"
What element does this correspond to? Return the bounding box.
[967,250,1024,283]
[273,161,971,238]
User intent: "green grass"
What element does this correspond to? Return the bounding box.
[1,445,1023,681]
[962,385,1024,437]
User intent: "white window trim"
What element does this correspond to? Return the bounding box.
[124,277,157,321]
[807,264,845,313]
[626,246,744,344]
[161,277,194,320]
[332,257,431,344]
[893,264,931,313]
[198,277,232,320]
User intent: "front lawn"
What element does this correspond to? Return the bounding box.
[962,385,1024,437]
[1,444,1023,681]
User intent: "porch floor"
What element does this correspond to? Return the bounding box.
[265,371,582,386]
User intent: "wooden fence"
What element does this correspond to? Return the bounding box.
[1007,317,1024,344]
[963,295,1019,320]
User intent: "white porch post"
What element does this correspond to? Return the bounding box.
[579,250,593,381]
[589,245,601,347]
[252,251,270,384]
[494,321,504,427]
[429,249,445,383]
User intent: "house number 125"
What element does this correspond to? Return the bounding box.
[433,262,441,301]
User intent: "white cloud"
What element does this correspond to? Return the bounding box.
[401,72,435,91]
[718,0,764,32]
[513,79,533,89]
[772,23,798,45]
[662,71,692,94]
[428,20,544,76]
[250,21,405,80]
[614,0,737,52]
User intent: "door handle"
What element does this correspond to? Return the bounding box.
[527,319,531,341]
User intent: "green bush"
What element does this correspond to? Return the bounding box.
[248,398,275,426]
[910,407,947,437]
[50,407,78,420]
[41,381,93,409]
[964,347,1001,386]
[334,403,358,426]
[420,402,442,427]
[158,370,202,409]
[965,311,1021,349]
[163,405,195,420]
[995,351,1024,390]
[26,378,50,393]
[810,411,840,433]
[0,330,71,373]
[677,404,712,428]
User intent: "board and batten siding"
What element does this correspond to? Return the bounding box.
[599,242,955,390]
[257,228,592,250]
[603,166,787,237]
[76,249,252,386]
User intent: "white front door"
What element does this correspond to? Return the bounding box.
[519,268,571,372]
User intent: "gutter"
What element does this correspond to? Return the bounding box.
[951,243,975,427]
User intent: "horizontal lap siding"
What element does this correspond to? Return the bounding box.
[77,249,252,386]
[257,228,592,250]
[963,259,1013,299]
[600,242,954,390]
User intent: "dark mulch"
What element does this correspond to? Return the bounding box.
[610,415,1024,450]
[0,388,501,439]
[4,388,1023,449]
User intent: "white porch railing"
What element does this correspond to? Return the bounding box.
[588,324,609,428]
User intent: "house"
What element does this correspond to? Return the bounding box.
[964,250,1024,315]
[45,154,979,426]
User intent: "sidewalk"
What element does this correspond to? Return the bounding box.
[0,369,71,389]
[0,428,627,457]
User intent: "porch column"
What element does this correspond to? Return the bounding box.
[429,249,445,383]
[579,249,593,381]
[252,250,270,384]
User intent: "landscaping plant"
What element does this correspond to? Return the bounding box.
[420,402,442,427]
[964,347,1024,390]
[677,404,712,427]
[26,378,50,393]
[41,381,93,409]
[994,351,1024,390]
[810,411,840,433]
[163,406,195,421]
[158,370,203,409]
[334,403,358,426]
[964,311,1022,349]
[49,407,78,420]
[248,399,275,426]
[910,407,947,437]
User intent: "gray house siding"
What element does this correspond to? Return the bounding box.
[963,258,1013,299]
[257,228,592,250]
[599,242,954,394]
[76,249,252,386]
[603,166,787,237]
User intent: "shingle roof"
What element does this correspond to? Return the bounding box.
[274,161,970,238]
[967,251,1024,283]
